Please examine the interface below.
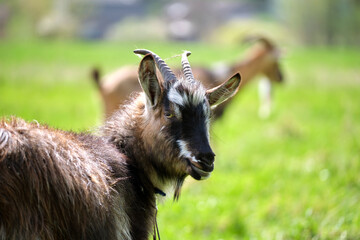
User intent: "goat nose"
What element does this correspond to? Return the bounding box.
[197,152,215,165]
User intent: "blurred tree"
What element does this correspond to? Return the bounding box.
[0,3,10,38]
[1,0,50,39]
[277,0,360,46]
[20,0,50,24]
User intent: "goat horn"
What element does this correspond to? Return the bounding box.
[181,51,195,82]
[134,49,177,83]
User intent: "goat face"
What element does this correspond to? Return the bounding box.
[264,56,283,83]
[261,43,283,83]
[136,50,241,181]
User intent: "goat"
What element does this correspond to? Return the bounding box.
[0,50,241,240]
[93,37,283,119]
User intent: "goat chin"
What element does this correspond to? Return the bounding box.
[186,160,212,180]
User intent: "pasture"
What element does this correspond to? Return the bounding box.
[0,40,359,239]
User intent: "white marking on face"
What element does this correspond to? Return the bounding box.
[168,88,185,106]
[177,139,200,163]
[202,103,211,139]
[203,102,211,118]
[168,80,207,108]
[173,104,181,119]
[191,86,206,106]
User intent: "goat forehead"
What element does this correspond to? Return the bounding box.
[167,80,207,107]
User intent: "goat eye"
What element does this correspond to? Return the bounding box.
[165,113,174,119]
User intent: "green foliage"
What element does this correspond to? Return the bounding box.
[278,0,360,46]
[0,40,359,239]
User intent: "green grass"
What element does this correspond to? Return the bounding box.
[1,40,359,239]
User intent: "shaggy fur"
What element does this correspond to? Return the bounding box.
[0,118,134,240]
[0,52,240,240]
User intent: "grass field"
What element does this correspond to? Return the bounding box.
[1,40,359,239]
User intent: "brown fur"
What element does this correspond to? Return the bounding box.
[0,112,159,239]
[0,117,132,239]
[0,52,240,240]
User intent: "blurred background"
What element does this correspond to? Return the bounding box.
[0,0,360,239]
[1,0,360,45]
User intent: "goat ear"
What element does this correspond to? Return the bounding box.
[206,73,241,107]
[138,54,162,108]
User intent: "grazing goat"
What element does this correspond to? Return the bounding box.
[0,50,241,240]
[93,37,283,119]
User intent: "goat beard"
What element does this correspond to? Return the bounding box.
[173,175,186,201]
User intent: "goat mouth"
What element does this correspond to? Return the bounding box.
[186,158,214,181]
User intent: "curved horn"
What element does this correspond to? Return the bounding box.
[181,51,194,82]
[134,49,177,83]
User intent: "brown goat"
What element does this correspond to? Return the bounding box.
[93,38,283,119]
[0,50,241,240]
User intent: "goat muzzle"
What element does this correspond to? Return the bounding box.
[186,152,215,180]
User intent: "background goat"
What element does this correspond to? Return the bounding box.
[0,50,241,240]
[93,37,283,119]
